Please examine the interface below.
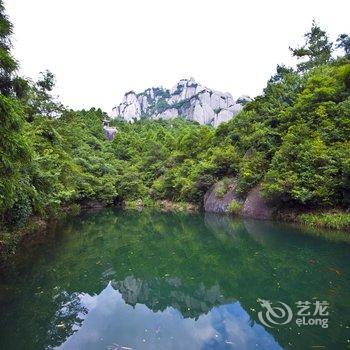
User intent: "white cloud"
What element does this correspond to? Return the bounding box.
[5,0,350,112]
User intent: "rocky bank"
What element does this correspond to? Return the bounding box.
[204,179,274,219]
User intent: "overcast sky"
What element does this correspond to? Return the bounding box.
[4,0,349,113]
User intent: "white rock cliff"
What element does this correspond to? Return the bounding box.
[112,78,250,126]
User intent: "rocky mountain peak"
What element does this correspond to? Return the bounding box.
[112,78,250,126]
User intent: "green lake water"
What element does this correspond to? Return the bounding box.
[0,209,349,350]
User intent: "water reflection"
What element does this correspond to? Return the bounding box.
[0,209,349,350]
[56,282,281,350]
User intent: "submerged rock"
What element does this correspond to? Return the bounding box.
[112,78,250,126]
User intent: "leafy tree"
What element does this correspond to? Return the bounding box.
[290,21,333,71]
[25,70,64,121]
[0,0,17,96]
[0,1,31,222]
[1,5,350,238]
[336,34,350,57]
[262,125,336,205]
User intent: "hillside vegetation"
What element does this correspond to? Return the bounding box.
[0,0,349,257]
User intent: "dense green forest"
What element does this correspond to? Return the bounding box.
[0,0,349,256]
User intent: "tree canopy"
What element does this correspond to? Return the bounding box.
[0,8,349,233]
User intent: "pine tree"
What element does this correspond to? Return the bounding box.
[290,20,333,72]
[336,34,350,57]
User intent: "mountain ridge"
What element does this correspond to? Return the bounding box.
[112,78,251,126]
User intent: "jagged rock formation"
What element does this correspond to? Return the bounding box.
[111,275,229,318]
[103,126,117,140]
[112,78,250,126]
[102,119,117,140]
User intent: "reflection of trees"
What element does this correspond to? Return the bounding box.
[0,209,349,350]
[46,291,88,349]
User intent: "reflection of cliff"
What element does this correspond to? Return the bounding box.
[57,283,282,350]
[111,275,232,319]
[2,209,349,350]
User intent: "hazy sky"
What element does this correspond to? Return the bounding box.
[4,0,349,113]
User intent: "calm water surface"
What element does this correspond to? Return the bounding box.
[0,209,349,350]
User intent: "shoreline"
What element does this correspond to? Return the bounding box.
[0,201,349,265]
